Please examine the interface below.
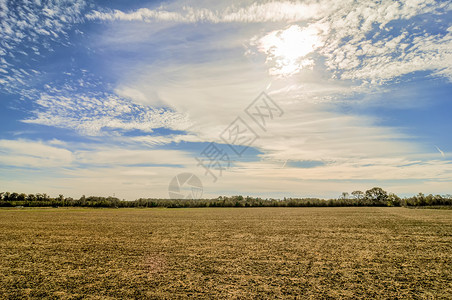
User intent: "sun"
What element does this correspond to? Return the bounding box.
[257,24,324,77]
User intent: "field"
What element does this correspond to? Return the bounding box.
[1,207,451,299]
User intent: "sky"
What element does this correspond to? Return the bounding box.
[0,0,451,200]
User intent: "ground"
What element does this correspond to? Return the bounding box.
[0,207,451,299]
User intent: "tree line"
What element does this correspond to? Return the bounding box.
[0,188,451,208]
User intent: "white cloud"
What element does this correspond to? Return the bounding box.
[23,92,191,136]
[130,134,202,147]
[87,1,452,84]
[115,87,148,104]
[254,23,327,76]
[246,0,452,84]
[201,156,452,199]
[112,55,418,163]
[100,34,452,197]
[1,138,450,200]
[0,0,87,93]
[0,139,73,168]
[86,1,329,24]
[113,58,271,140]
[0,138,200,199]
[75,148,194,167]
[314,0,452,83]
[2,0,451,199]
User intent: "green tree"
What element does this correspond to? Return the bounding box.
[387,193,401,206]
[365,187,388,205]
[340,192,349,200]
[26,194,37,201]
[412,193,424,206]
[351,191,364,201]
[3,192,11,201]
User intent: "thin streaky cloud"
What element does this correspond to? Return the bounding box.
[86,2,326,24]
[435,145,445,158]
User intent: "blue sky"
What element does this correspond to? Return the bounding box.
[1,0,451,200]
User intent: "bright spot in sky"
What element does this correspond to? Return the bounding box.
[257,24,324,77]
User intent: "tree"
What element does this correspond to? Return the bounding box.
[3,192,11,201]
[340,192,349,200]
[387,193,401,206]
[415,193,426,206]
[365,187,388,205]
[26,194,37,201]
[58,194,65,206]
[9,192,19,201]
[351,191,364,201]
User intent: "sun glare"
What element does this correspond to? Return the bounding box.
[258,25,324,77]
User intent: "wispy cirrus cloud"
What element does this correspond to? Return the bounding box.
[22,91,191,136]
[0,139,73,168]
[86,1,326,24]
[0,138,199,199]
[85,0,448,26]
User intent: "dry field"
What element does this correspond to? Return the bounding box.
[0,207,451,299]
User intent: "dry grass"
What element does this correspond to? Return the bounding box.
[0,207,451,299]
